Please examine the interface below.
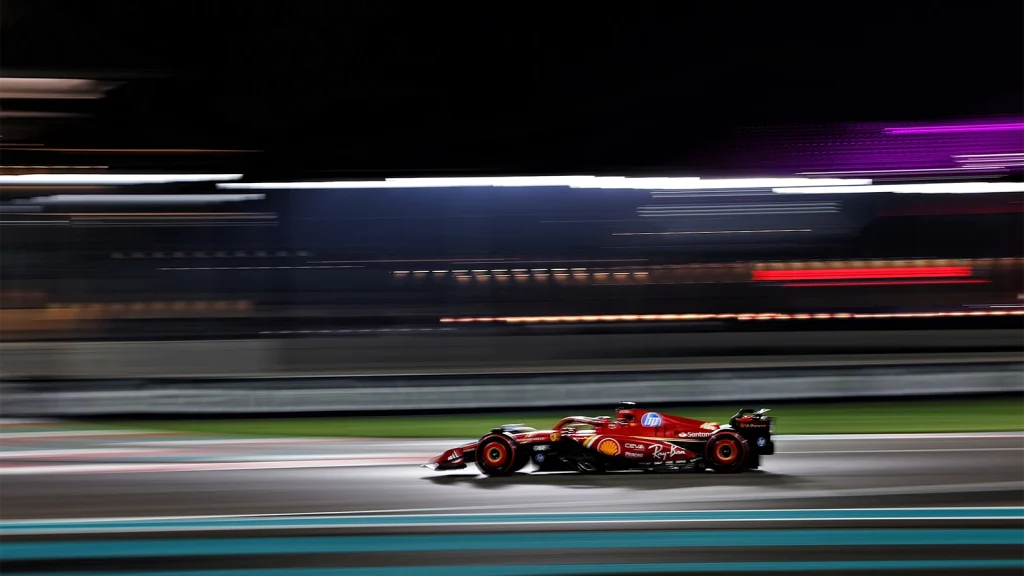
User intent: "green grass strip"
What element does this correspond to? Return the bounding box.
[103,397,1023,438]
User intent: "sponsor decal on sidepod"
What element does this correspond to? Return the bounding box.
[597,438,621,456]
[650,444,688,461]
[640,413,663,427]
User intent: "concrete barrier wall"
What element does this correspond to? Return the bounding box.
[1,329,1021,379]
[3,362,1020,416]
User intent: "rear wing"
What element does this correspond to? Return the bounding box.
[730,408,774,430]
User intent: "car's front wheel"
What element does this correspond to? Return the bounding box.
[475,433,520,476]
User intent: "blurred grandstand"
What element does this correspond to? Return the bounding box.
[2,119,1022,341]
[2,73,1022,342]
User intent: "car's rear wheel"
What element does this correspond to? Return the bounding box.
[475,434,519,476]
[704,431,748,473]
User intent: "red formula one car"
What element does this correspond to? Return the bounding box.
[424,402,775,476]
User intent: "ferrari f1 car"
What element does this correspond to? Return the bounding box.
[424,402,775,476]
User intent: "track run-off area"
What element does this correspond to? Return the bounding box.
[0,429,1022,574]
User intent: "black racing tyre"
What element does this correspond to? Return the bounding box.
[475,433,519,476]
[704,431,749,473]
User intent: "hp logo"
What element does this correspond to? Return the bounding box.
[640,413,663,427]
[757,437,767,447]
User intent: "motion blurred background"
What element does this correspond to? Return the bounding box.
[0,2,1022,575]
[0,3,1021,364]
[2,3,1023,377]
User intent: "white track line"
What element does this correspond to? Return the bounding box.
[0,457,430,475]
[0,449,433,460]
[0,448,166,458]
[782,448,1024,454]
[3,505,1020,526]
[116,439,463,447]
[4,509,1023,535]
[0,430,155,439]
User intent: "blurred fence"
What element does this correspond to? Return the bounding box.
[2,361,1020,416]
[1,329,1021,379]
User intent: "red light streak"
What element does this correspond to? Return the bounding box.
[780,279,990,288]
[439,309,1023,323]
[753,266,973,282]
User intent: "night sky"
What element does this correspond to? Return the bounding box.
[2,1,1022,175]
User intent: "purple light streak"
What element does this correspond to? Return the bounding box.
[884,122,1024,135]
[724,117,1023,175]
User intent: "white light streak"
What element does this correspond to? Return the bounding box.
[218,176,871,191]
[0,174,243,185]
[13,194,264,205]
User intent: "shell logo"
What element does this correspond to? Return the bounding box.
[597,438,621,456]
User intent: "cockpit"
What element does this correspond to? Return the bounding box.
[615,401,639,424]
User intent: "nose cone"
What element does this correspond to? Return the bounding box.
[424,447,466,470]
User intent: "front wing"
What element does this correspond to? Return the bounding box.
[423,442,478,471]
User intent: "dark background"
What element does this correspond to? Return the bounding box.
[2,1,1022,175]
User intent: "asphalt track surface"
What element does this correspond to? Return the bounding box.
[1,433,1022,575]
